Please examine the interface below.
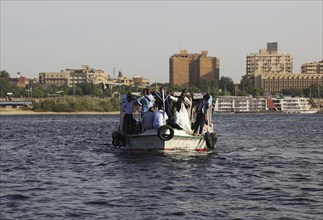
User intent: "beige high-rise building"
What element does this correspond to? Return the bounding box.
[301,60,323,74]
[245,43,323,94]
[169,50,219,87]
[247,42,293,88]
[247,42,293,75]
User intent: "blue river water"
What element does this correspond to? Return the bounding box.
[0,113,322,219]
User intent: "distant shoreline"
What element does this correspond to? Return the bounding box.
[0,109,120,115]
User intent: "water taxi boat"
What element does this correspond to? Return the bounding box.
[112,91,217,152]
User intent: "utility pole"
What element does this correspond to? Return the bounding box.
[224,81,226,96]
[318,85,320,108]
[110,84,114,98]
[73,73,76,96]
[30,82,32,99]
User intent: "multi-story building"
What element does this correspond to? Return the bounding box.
[169,50,220,87]
[246,42,293,88]
[245,42,323,94]
[87,70,109,85]
[133,75,150,87]
[169,50,191,86]
[247,42,293,75]
[39,71,70,87]
[117,71,133,85]
[301,60,323,74]
[261,72,322,94]
[10,72,31,88]
[39,65,110,87]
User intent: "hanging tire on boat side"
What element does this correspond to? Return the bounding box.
[210,132,218,146]
[118,132,126,147]
[112,131,126,147]
[204,132,214,149]
[157,125,174,141]
[112,131,120,147]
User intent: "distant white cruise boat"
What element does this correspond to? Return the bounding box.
[214,96,267,113]
[269,97,319,114]
[214,96,319,114]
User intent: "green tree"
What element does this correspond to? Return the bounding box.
[250,88,264,97]
[219,76,234,95]
[282,88,304,97]
[32,96,120,112]
[0,70,10,79]
[47,84,58,94]
[240,74,254,95]
[31,83,46,98]
[0,70,12,97]
[189,85,201,93]
[78,82,102,96]
[58,84,71,95]
[199,79,219,96]
[303,84,323,98]
[166,83,183,92]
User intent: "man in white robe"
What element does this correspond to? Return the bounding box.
[168,89,192,134]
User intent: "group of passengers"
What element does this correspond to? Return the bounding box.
[121,88,211,136]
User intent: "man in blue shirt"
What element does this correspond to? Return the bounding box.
[138,88,155,117]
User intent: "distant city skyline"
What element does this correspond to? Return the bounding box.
[1,1,322,83]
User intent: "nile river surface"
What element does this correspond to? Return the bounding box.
[0,114,322,220]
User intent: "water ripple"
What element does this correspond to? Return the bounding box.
[0,114,322,219]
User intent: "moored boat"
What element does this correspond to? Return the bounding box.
[270,97,320,114]
[213,96,319,114]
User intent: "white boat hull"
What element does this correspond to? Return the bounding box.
[282,109,319,114]
[114,92,217,152]
[117,129,215,152]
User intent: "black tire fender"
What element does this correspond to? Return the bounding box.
[157,125,174,141]
[210,132,218,146]
[204,132,214,149]
[118,132,126,146]
[112,131,120,147]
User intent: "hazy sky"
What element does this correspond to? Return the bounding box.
[1,1,322,83]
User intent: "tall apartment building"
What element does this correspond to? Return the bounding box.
[247,42,293,75]
[169,50,220,87]
[246,42,293,88]
[245,43,323,94]
[39,65,109,87]
[301,60,323,74]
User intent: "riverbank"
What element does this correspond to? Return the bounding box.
[0,108,119,115]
